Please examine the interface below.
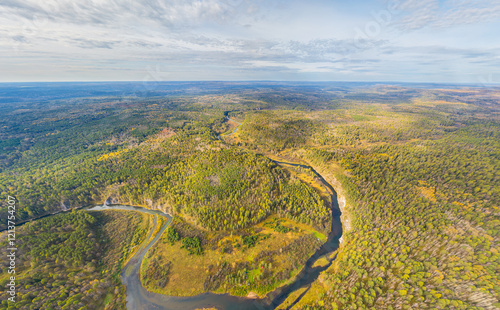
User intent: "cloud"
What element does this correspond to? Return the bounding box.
[11,35,28,43]
[393,0,500,30]
[69,38,119,49]
[0,0,267,29]
[275,39,387,62]
[0,0,499,82]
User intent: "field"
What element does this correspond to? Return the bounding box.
[143,215,326,297]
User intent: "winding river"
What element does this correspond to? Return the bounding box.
[11,115,344,309]
[86,160,342,310]
[83,116,344,309]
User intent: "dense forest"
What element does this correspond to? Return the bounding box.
[0,209,151,310]
[0,82,499,309]
[295,123,500,309]
[233,92,499,309]
[0,100,328,233]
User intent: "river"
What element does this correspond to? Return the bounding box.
[90,116,343,309]
[14,115,344,309]
[85,162,343,309]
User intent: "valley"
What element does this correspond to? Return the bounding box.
[0,82,499,310]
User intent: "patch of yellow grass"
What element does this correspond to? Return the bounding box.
[312,257,330,268]
[416,181,437,202]
[97,149,128,161]
[146,216,324,297]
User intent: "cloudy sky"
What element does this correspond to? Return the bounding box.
[1,0,499,83]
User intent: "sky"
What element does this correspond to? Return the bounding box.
[0,0,499,83]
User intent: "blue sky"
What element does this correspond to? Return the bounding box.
[1,0,499,83]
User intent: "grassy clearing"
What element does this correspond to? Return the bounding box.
[142,215,324,297]
[312,257,330,268]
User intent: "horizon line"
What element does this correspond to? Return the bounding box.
[0,80,498,86]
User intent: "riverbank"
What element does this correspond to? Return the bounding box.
[85,152,344,310]
[260,151,352,235]
[8,113,346,309]
[300,156,352,235]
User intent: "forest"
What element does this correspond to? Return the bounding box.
[0,209,151,310]
[0,82,499,309]
[233,90,499,309]
[302,122,500,309]
[0,98,329,233]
